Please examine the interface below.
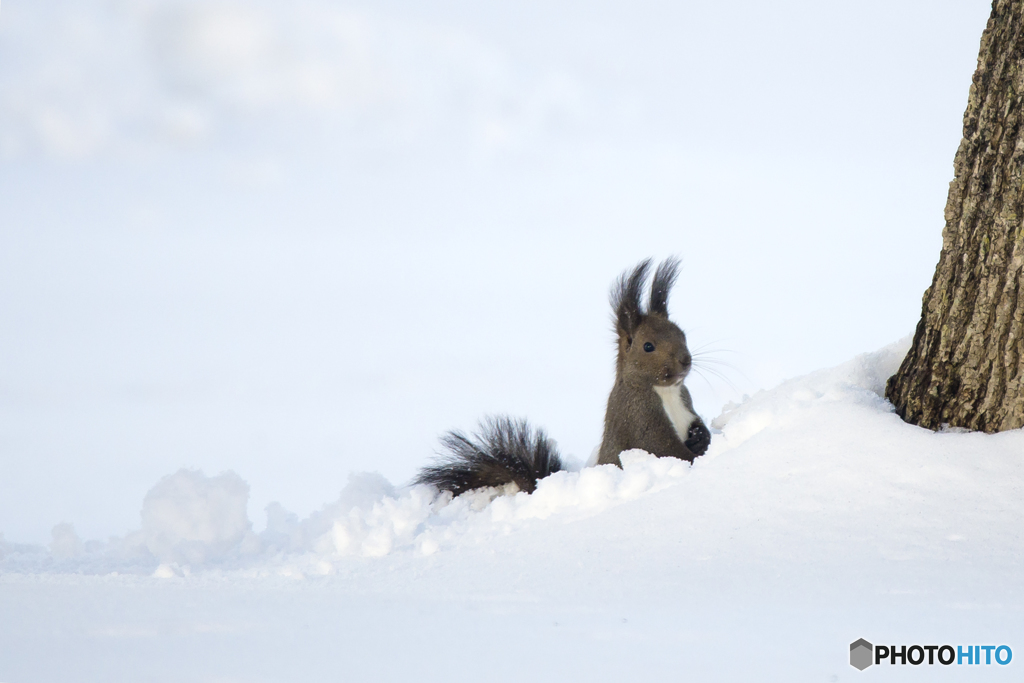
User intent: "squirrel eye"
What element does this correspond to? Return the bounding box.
[643,342,655,352]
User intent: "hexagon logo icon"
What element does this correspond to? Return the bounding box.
[850,639,873,670]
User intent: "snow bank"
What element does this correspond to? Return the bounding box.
[2,337,1022,579]
[0,448,695,575]
[710,335,909,443]
[325,449,691,561]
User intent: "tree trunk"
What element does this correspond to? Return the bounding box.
[885,0,1024,433]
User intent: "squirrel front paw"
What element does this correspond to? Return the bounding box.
[685,421,711,456]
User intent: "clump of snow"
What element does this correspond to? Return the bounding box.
[326,483,437,558]
[49,522,84,560]
[261,472,397,556]
[139,468,257,566]
[318,451,691,562]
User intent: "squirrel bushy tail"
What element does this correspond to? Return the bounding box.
[413,416,563,496]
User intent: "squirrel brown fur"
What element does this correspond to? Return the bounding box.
[415,258,709,496]
[597,257,710,466]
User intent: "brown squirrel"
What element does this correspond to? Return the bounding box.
[415,258,710,496]
[596,257,711,466]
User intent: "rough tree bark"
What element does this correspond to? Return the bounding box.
[885,0,1024,433]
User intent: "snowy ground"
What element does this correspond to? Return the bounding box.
[3,339,1021,681]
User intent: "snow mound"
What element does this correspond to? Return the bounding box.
[329,449,691,560]
[140,469,258,567]
[710,335,911,446]
[3,336,1022,579]
[0,453,693,575]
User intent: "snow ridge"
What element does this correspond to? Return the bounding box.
[4,337,1023,582]
[0,450,690,577]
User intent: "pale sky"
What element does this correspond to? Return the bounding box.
[0,0,994,543]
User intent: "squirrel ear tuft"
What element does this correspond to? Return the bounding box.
[611,258,651,337]
[649,257,680,318]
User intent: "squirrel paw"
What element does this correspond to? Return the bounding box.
[685,421,711,456]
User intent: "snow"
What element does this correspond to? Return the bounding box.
[2,339,1021,680]
[141,469,257,566]
[0,426,695,573]
[0,0,1014,679]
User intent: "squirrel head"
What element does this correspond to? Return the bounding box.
[611,258,691,387]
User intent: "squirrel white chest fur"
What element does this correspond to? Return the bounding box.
[652,383,695,444]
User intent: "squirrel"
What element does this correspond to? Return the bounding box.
[414,258,710,496]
